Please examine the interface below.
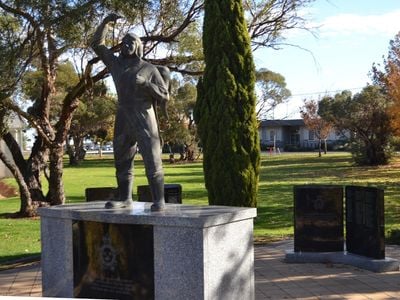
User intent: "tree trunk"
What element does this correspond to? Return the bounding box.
[74,135,86,163]
[66,135,85,166]
[26,137,48,202]
[324,139,327,154]
[0,147,36,216]
[318,138,322,157]
[47,144,65,205]
[3,132,47,203]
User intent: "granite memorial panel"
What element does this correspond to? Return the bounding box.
[294,185,344,252]
[73,221,154,300]
[138,184,182,204]
[345,186,385,259]
[85,187,119,202]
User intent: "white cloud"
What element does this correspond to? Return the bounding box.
[318,10,400,37]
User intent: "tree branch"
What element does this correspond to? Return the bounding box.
[2,100,52,146]
[141,0,203,44]
[0,2,38,27]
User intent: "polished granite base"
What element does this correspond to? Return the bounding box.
[39,202,257,300]
[285,250,399,273]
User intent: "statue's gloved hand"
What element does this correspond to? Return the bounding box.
[136,74,147,86]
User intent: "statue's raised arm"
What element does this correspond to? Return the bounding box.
[90,14,121,69]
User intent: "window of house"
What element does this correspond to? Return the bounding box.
[262,128,268,141]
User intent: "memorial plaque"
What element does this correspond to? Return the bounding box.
[345,186,384,259]
[73,221,154,300]
[85,187,119,202]
[137,183,182,204]
[294,185,344,252]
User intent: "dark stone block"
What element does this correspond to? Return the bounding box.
[85,187,119,202]
[137,184,182,204]
[73,221,154,300]
[294,185,344,252]
[345,186,385,259]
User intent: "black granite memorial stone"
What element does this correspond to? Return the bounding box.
[138,184,182,204]
[85,187,119,202]
[294,185,344,252]
[73,221,154,300]
[345,186,385,259]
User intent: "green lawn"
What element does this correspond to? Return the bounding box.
[1,152,400,263]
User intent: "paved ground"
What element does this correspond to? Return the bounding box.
[1,239,400,299]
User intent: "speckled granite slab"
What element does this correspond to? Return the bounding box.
[39,202,257,300]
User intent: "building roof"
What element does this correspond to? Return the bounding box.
[259,119,305,127]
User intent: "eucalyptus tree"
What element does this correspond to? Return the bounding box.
[319,86,392,166]
[256,68,291,119]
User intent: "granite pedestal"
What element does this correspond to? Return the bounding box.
[39,202,256,300]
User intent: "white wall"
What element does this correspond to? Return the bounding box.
[0,119,25,179]
[0,140,11,178]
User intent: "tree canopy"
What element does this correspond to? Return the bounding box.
[372,31,400,136]
[256,68,291,119]
[319,86,392,166]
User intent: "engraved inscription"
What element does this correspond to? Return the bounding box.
[73,221,154,300]
[345,186,384,259]
[294,185,344,252]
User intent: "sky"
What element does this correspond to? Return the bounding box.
[254,0,400,119]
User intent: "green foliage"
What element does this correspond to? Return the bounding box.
[23,62,79,112]
[71,82,116,139]
[256,68,291,119]
[0,14,29,97]
[319,86,393,166]
[194,0,260,207]
[160,79,197,147]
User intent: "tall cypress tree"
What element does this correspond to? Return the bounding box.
[194,0,260,207]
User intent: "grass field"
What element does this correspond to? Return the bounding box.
[1,151,400,263]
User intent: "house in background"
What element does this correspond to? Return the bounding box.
[258,119,348,151]
[0,116,25,178]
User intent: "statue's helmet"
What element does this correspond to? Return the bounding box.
[121,33,143,58]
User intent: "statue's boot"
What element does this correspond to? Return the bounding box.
[105,179,133,209]
[104,199,133,209]
[149,174,166,212]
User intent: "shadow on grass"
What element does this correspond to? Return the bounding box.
[255,206,293,230]
[261,154,351,166]
[0,253,41,266]
[64,158,115,169]
[0,212,40,219]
